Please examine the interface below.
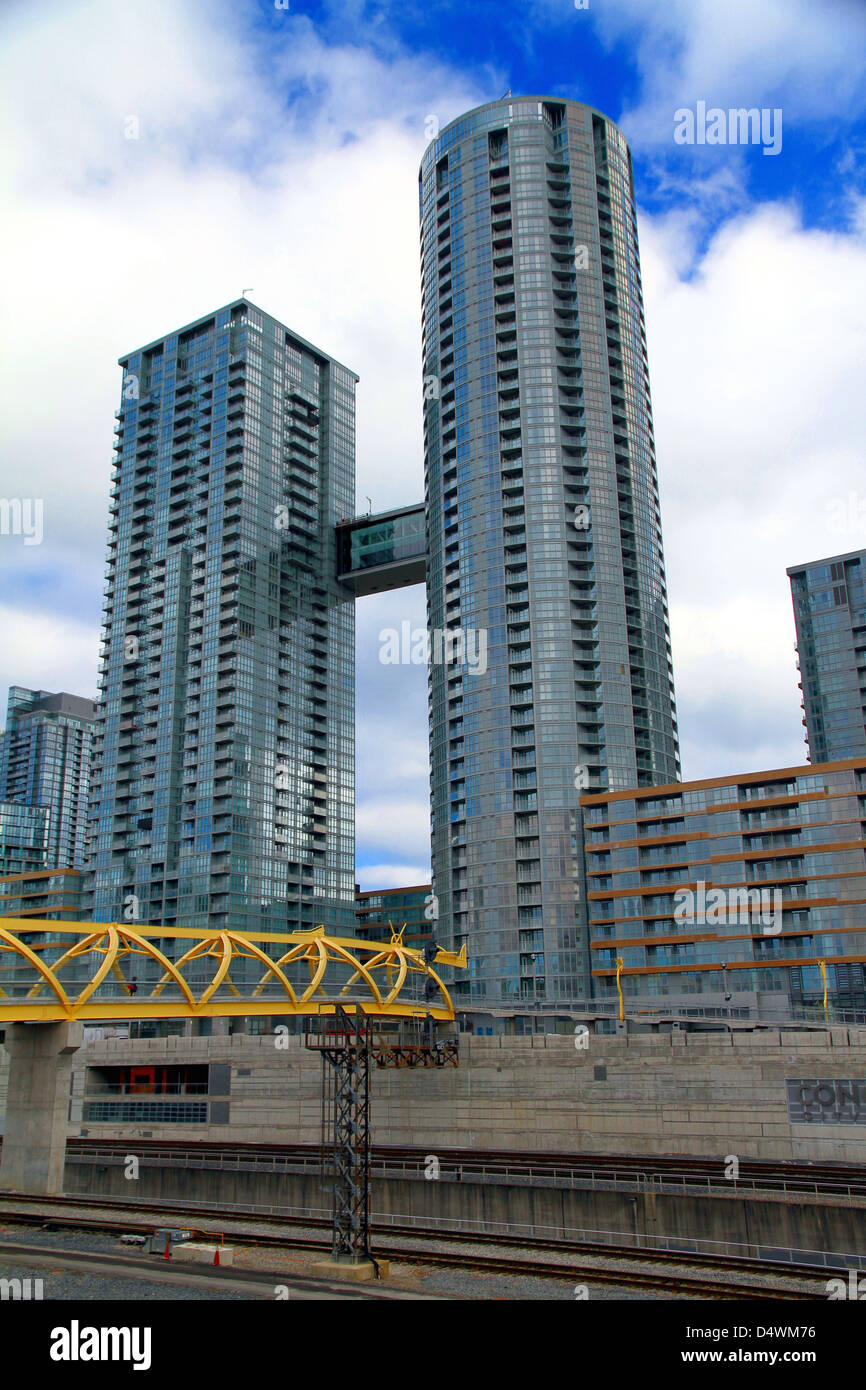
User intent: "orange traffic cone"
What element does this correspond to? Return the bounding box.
[163,1237,171,1260]
[213,1246,221,1267]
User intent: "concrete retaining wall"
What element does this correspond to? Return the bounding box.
[65,1156,866,1263]
[4,1027,866,1162]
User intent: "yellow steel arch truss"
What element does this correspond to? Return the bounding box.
[0,919,467,1023]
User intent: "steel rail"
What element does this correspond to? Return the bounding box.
[0,1192,843,1296]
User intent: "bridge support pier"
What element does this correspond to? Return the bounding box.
[0,1021,82,1194]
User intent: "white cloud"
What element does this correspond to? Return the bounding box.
[355,863,431,891]
[639,196,866,777]
[355,797,431,859]
[590,0,866,144]
[669,597,802,780]
[0,604,100,700]
[0,0,492,582]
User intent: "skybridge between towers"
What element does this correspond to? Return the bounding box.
[335,503,426,596]
[0,918,465,1273]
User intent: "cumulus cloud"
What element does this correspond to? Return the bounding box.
[588,0,866,142]
[356,864,431,891]
[355,797,432,860]
[0,605,100,700]
[533,0,866,233]
[640,197,866,777]
[0,1,487,606]
[355,587,430,874]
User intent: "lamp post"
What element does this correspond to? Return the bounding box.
[722,962,732,1003]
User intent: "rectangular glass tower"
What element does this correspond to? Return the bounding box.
[788,551,866,763]
[87,300,357,935]
[419,98,680,1006]
[0,688,96,868]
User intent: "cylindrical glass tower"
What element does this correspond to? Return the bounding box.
[419,97,680,1007]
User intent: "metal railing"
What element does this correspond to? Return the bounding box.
[65,1146,866,1200]
[469,1000,866,1026]
[52,1184,866,1274]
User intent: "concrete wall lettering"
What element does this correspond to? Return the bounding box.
[787,1079,866,1125]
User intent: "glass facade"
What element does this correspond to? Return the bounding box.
[582,760,866,1018]
[335,504,426,596]
[0,800,49,876]
[355,882,433,947]
[419,98,679,1006]
[789,551,866,762]
[0,687,96,868]
[86,300,358,937]
[343,507,425,572]
[0,868,83,921]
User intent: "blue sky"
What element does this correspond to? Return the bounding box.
[1,0,865,889]
[256,0,866,236]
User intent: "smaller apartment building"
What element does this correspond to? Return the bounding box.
[0,688,96,870]
[580,759,866,1021]
[355,883,433,948]
[0,867,83,921]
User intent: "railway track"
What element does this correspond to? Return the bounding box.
[58,1136,866,1198]
[0,1238,432,1301]
[0,1231,801,1301]
[0,1190,836,1299]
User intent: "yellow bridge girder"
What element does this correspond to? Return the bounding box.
[0,919,467,1024]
